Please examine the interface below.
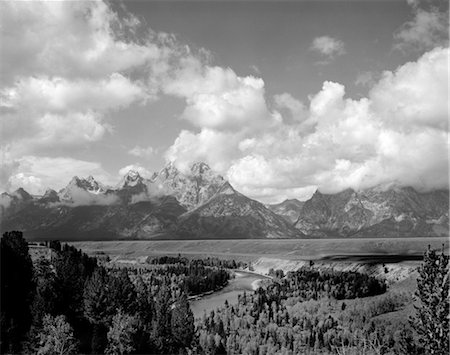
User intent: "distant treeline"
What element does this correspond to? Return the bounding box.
[148,255,246,269]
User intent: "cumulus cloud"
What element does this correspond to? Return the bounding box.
[370,47,448,131]
[128,146,156,158]
[310,36,345,60]
[0,0,180,191]
[0,2,157,158]
[164,66,273,131]
[274,93,307,123]
[167,46,449,203]
[394,0,448,52]
[0,1,162,85]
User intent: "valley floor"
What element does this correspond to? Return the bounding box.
[69,236,449,263]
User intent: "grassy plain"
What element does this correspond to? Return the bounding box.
[69,236,448,262]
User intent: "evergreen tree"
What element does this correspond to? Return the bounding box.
[83,267,112,353]
[36,314,78,355]
[105,310,138,355]
[83,267,113,325]
[151,283,173,353]
[31,258,60,324]
[109,269,137,314]
[0,231,35,353]
[413,246,449,354]
[171,293,195,349]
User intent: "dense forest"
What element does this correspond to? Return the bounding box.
[0,231,448,355]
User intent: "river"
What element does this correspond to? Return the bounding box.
[189,270,270,320]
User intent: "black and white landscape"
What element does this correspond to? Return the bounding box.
[1,162,449,240]
[0,1,448,355]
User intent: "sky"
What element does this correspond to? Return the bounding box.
[0,0,448,203]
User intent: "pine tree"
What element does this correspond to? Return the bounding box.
[413,246,449,354]
[83,267,112,353]
[151,283,173,353]
[0,231,35,354]
[171,293,195,349]
[83,267,113,325]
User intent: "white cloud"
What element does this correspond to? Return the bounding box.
[128,146,156,158]
[58,187,119,207]
[118,164,152,178]
[165,129,243,174]
[164,66,272,130]
[0,1,159,164]
[4,156,114,195]
[167,46,449,203]
[394,1,448,52]
[310,36,345,59]
[2,74,149,113]
[0,1,161,84]
[273,93,307,123]
[370,46,448,130]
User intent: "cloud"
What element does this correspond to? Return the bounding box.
[4,156,114,195]
[394,0,448,52]
[370,46,448,130]
[273,93,307,123]
[310,36,345,59]
[118,164,152,178]
[165,129,244,174]
[0,0,182,190]
[0,194,13,209]
[355,71,375,87]
[58,187,119,207]
[0,1,162,85]
[164,65,273,131]
[0,1,160,166]
[128,146,156,158]
[167,46,449,203]
[2,74,149,113]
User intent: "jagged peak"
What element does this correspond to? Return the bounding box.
[116,169,146,189]
[158,161,180,179]
[43,188,57,196]
[69,176,81,184]
[123,170,141,180]
[13,187,32,200]
[190,162,211,175]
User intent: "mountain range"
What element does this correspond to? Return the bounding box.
[1,162,448,240]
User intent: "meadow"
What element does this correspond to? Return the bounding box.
[69,236,449,262]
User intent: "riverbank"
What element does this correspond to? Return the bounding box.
[189,270,270,319]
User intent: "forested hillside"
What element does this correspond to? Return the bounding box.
[1,231,448,354]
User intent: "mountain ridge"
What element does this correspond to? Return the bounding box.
[1,162,302,240]
[1,162,448,240]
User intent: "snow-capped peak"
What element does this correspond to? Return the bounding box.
[59,176,107,201]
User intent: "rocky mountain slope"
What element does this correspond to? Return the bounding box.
[176,182,302,239]
[150,162,226,209]
[0,162,301,240]
[294,184,449,237]
[267,199,305,224]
